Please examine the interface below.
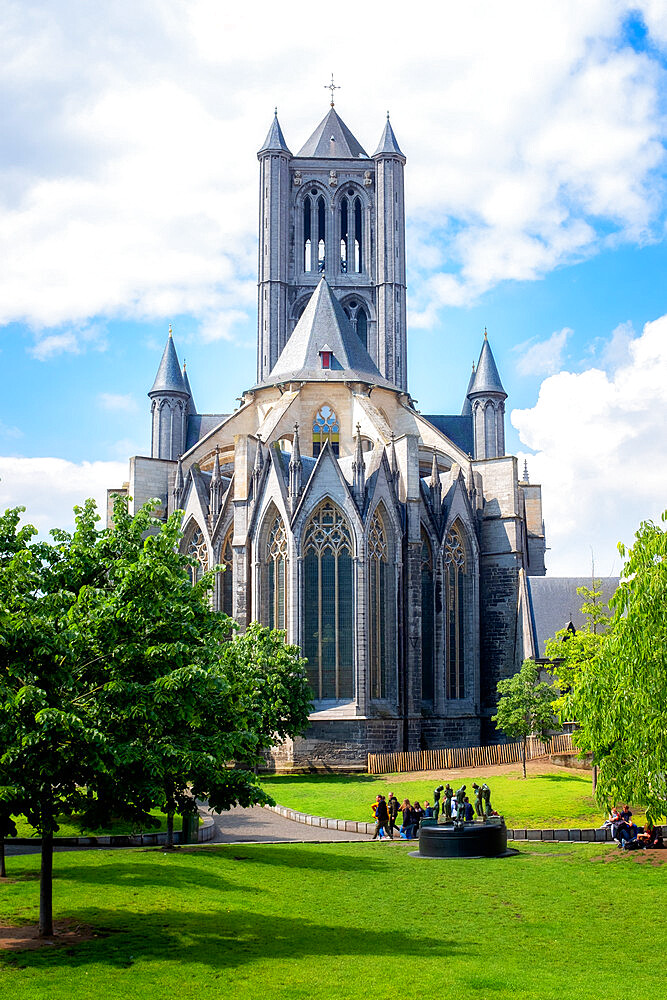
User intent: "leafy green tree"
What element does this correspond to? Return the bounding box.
[0,498,311,935]
[492,659,558,778]
[566,513,667,822]
[544,580,612,719]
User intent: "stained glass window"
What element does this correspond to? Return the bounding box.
[266,515,288,631]
[445,525,466,699]
[303,502,354,700]
[421,528,434,702]
[221,525,233,617]
[186,526,208,585]
[312,405,340,457]
[368,508,388,700]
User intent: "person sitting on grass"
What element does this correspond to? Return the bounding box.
[637,822,664,849]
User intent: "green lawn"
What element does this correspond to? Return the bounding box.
[260,769,643,829]
[11,809,177,839]
[1,842,664,999]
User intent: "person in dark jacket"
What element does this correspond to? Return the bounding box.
[372,795,390,840]
[399,799,413,839]
[386,793,399,838]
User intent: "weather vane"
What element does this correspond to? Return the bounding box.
[325,73,340,107]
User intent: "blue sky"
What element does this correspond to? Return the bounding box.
[0,1,666,574]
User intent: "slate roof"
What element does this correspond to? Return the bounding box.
[422,415,474,457]
[526,576,619,657]
[255,278,397,390]
[461,364,476,417]
[373,116,405,158]
[470,336,506,397]
[258,112,291,155]
[185,414,229,452]
[296,109,369,159]
[150,332,187,394]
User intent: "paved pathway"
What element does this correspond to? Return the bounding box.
[205,805,369,844]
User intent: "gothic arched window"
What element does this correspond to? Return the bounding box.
[303,196,312,272]
[340,197,348,272]
[356,308,367,349]
[444,525,466,699]
[421,528,435,702]
[266,514,288,630]
[303,501,354,700]
[312,405,339,457]
[317,195,326,272]
[368,507,389,700]
[484,402,496,458]
[221,524,233,617]
[354,197,362,272]
[186,526,208,585]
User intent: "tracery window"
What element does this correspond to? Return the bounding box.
[342,299,368,350]
[303,502,354,700]
[312,405,339,457]
[444,525,466,699]
[303,196,312,271]
[186,527,208,585]
[221,525,233,617]
[421,528,435,702]
[368,508,389,700]
[339,193,363,274]
[266,514,288,630]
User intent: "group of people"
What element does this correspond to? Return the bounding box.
[605,805,664,850]
[370,781,497,841]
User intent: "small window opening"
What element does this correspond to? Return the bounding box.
[354,198,362,272]
[320,351,332,369]
[303,196,312,271]
[317,196,326,272]
[313,405,340,457]
[340,197,348,273]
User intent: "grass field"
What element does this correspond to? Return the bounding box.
[260,768,644,828]
[11,809,176,839]
[1,841,664,999]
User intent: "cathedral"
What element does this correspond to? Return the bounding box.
[109,102,551,769]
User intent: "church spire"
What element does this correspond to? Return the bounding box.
[388,432,400,493]
[468,329,507,459]
[258,109,291,155]
[352,424,366,508]
[288,423,303,511]
[373,112,405,160]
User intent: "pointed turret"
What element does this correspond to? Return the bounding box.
[352,423,366,508]
[297,108,368,159]
[258,109,291,155]
[173,455,184,509]
[252,435,264,496]
[461,362,476,417]
[210,447,223,519]
[388,432,400,493]
[182,362,197,415]
[148,327,190,460]
[373,112,405,161]
[430,450,442,515]
[468,329,507,460]
[521,460,530,484]
[288,423,303,512]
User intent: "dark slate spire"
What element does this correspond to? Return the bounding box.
[150,326,187,394]
[470,329,506,398]
[461,362,476,417]
[296,108,368,159]
[373,112,405,160]
[258,109,291,155]
[288,423,303,511]
[352,423,366,507]
[182,362,196,414]
[210,447,223,519]
[258,277,395,389]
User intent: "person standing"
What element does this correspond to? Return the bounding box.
[372,794,390,840]
[386,792,399,839]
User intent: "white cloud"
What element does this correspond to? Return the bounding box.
[0,455,128,536]
[98,392,138,413]
[29,323,108,361]
[512,311,667,575]
[515,328,572,377]
[0,1,664,339]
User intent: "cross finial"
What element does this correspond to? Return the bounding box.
[168,324,172,337]
[325,73,340,107]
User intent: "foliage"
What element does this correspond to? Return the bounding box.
[0,497,311,931]
[566,512,667,821]
[492,660,558,777]
[544,580,612,718]
[1,843,666,999]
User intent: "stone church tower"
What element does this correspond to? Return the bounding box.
[111,100,549,768]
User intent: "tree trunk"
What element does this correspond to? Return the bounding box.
[39,828,54,937]
[522,738,527,779]
[166,810,175,849]
[0,836,6,879]
[592,764,598,794]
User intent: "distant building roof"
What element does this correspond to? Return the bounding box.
[526,576,619,657]
[296,108,369,159]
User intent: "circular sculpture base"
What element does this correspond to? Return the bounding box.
[413,820,511,859]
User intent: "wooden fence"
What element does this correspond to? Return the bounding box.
[367,732,575,775]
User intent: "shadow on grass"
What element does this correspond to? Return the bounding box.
[183,843,388,873]
[47,857,248,896]
[3,908,465,972]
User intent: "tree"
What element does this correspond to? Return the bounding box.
[0,498,311,935]
[492,659,558,778]
[565,512,667,822]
